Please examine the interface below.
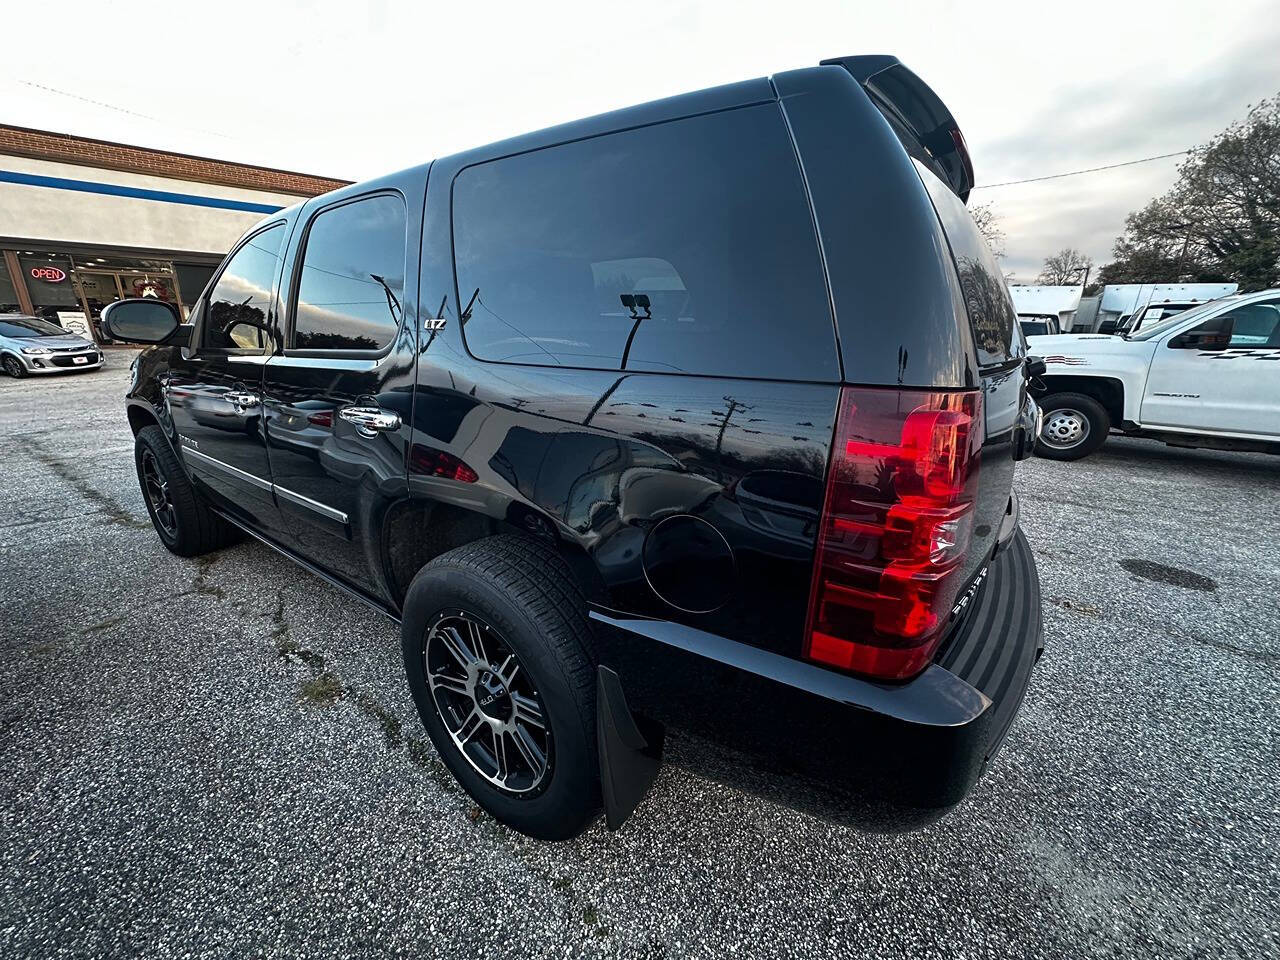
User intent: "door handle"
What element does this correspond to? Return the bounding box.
[339,405,401,438]
[226,391,260,408]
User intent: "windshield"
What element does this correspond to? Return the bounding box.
[1127,298,1236,341]
[0,316,69,338]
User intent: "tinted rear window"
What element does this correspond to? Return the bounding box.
[916,162,1022,367]
[452,104,837,380]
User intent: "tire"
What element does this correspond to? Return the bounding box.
[133,425,243,556]
[401,535,599,840]
[2,354,25,378]
[1035,392,1110,461]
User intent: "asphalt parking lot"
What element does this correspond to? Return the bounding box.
[2,355,1278,959]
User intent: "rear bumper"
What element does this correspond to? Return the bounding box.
[590,527,1042,831]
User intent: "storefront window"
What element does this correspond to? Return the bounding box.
[7,249,221,338]
[72,270,122,342]
[18,253,89,337]
[175,263,217,317]
[0,262,20,313]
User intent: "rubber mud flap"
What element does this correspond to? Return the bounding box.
[596,666,665,830]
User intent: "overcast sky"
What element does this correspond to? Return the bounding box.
[2,0,1277,280]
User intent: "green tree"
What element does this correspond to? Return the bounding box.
[1101,94,1280,290]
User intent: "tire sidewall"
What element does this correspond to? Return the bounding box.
[401,562,596,840]
[1035,393,1110,461]
[134,429,185,550]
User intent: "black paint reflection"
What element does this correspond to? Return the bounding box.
[410,357,839,657]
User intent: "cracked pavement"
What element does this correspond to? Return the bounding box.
[2,357,1278,959]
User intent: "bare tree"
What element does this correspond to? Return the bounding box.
[1037,248,1093,285]
[969,202,1005,258]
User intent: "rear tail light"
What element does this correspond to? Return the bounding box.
[804,386,981,680]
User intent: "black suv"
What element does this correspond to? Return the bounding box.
[104,55,1043,840]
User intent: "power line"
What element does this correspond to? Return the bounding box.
[5,76,248,146]
[972,150,1191,189]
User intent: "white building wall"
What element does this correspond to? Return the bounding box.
[0,154,307,255]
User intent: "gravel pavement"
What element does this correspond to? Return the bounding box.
[2,356,1278,959]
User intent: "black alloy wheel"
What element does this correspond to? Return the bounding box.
[140,447,178,538]
[132,425,243,556]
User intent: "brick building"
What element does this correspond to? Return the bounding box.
[0,125,347,341]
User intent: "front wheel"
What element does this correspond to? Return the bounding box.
[133,425,243,555]
[1035,392,1110,461]
[401,536,599,840]
[2,354,25,378]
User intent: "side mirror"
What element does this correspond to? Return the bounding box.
[1097,320,1118,335]
[102,298,189,345]
[1170,329,1232,350]
[1025,356,1047,377]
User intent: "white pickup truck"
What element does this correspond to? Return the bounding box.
[1026,288,1279,460]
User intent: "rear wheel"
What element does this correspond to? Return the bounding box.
[1035,392,1110,461]
[2,354,25,378]
[401,536,599,840]
[134,425,243,556]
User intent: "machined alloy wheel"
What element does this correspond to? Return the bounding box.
[400,535,600,839]
[140,447,178,537]
[1040,407,1090,450]
[425,609,552,795]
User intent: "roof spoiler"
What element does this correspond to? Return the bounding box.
[820,55,974,203]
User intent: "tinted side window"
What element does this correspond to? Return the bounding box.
[452,104,837,380]
[1224,299,1280,347]
[292,194,406,351]
[916,163,1022,366]
[205,224,285,350]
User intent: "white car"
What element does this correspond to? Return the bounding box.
[1027,288,1280,460]
[0,314,104,378]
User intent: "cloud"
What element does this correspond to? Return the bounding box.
[971,22,1280,277]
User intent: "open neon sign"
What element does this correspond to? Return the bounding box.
[30,266,67,282]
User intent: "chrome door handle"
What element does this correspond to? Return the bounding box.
[226,391,260,408]
[339,405,401,438]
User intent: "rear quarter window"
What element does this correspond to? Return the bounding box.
[451,103,838,380]
[916,162,1022,367]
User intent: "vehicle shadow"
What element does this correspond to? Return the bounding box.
[1095,436,1280,483]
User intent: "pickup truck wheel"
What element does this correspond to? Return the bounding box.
[1035,392,1110,461]
[400,535,599,840]
[133,425,243,556]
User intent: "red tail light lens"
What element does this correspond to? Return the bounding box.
[804,387,981,680]
[409,444,478,483]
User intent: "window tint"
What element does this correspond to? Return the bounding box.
[916,162,1022,367]
[452,104,836,379]
[293,194,406,351]
[205,224,285,350]
[1224,300,1280,347]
